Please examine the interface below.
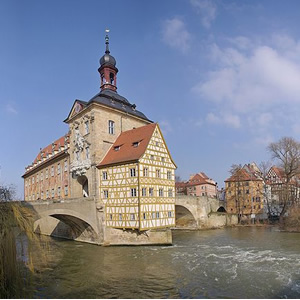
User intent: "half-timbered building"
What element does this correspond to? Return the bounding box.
[98,123,176,231]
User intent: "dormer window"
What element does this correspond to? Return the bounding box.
[114,146,120,151]
[133,141,139,148]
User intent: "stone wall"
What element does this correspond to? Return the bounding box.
[207,212,238,228]
[175,195,238,229]
[103,227,172,246]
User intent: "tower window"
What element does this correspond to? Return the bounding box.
[101,73,106,85]
[110,72,115,85]
[109,120,115,135]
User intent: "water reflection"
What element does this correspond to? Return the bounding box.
[29,227,300,298]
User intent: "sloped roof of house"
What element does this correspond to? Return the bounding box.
[270,166,286,179]
[225,167,263,182]
[186,173,216,187]
[97,123,157,168]
[23,134,70,177]
[175,181,188,189]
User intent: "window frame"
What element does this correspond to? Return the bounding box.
[108,120,115,135]
[131,188,137,197]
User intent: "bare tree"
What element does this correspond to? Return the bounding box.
[268,137,300,219]
[0,184,16,202]
[259,161,273,218]
[229,164,242,175]
[227,164,244,223]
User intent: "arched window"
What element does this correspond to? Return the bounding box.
[110,72,115,85]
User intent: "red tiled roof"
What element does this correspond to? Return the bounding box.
[225,168,262,182]
[186,173,215,186]
[175,181,188,188]
[23,133,70,177]
[97,123,157,168]
[33,135,69,164]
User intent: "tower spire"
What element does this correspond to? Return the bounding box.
[105,29,110,54]
[98,29,118,92]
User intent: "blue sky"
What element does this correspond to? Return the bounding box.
[1,0,300,197]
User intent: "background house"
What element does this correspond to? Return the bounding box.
[175,172,217,198]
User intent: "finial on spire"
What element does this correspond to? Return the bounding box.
[105,29,110,54]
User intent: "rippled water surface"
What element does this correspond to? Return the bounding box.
[31,227,300,298]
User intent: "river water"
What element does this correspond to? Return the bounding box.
[27,227,300,298]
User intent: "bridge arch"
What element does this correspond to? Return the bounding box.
[175,205,197,228]
[34,208,99,244]
[217,206,227,213]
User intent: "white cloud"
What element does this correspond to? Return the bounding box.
[5,104,18,115]
[190,0,217,28]
[206,112,240,129]
[193,38,300,113]
[161,18,191,53]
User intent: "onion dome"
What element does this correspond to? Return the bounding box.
[99,32,116,68]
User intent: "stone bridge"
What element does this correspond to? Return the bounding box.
[24,195,237,245]
[24,197,104,244]
[175,195,238,229]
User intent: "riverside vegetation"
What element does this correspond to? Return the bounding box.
[0,184,48,298]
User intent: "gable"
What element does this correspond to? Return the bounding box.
[64,100,88,123]
[140,124,176,169]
